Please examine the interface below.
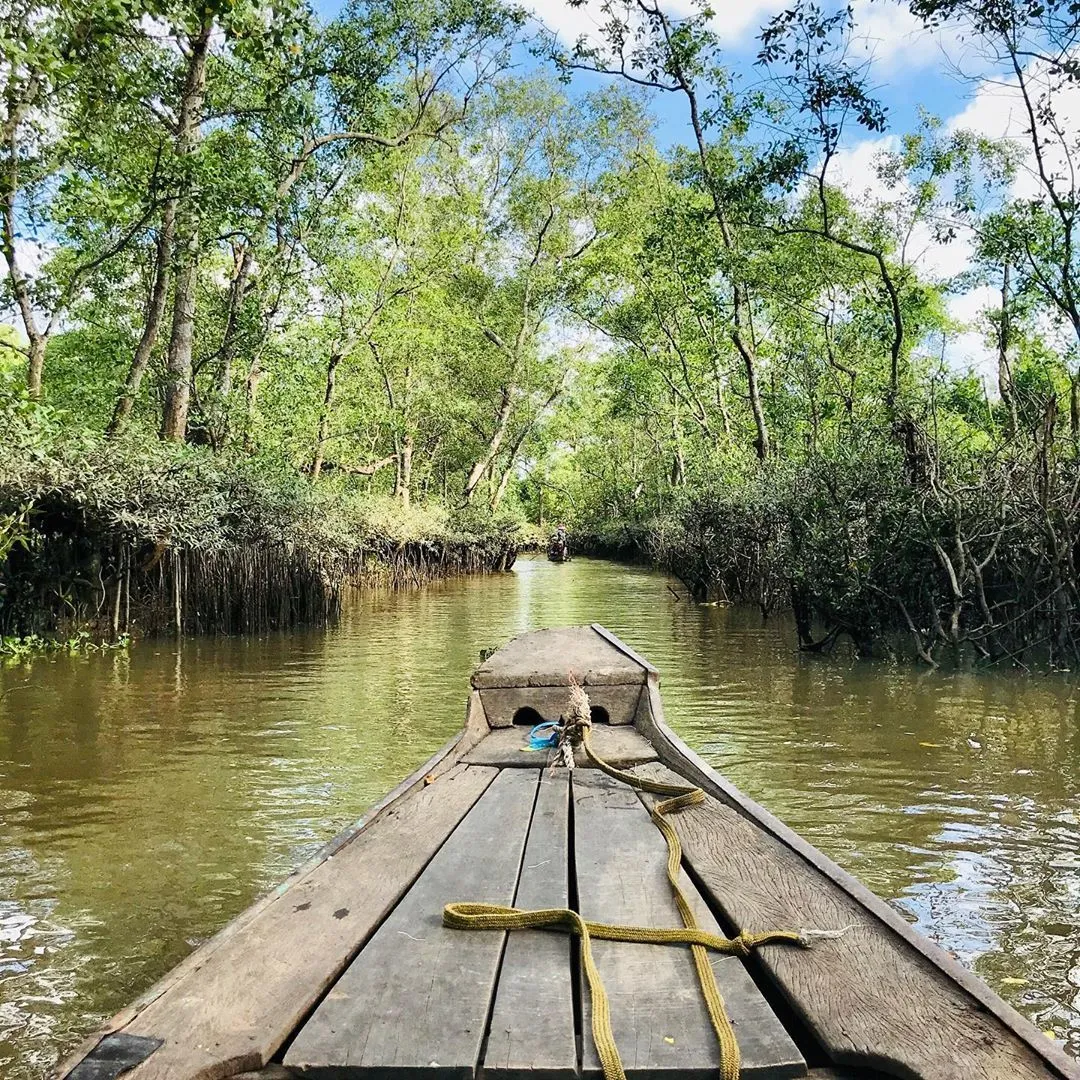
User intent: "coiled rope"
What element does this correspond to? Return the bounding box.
[444,680,813,1080]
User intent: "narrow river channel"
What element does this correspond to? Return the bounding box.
[2,555,1079,1076]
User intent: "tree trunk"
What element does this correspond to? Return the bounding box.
[670,413,686,485]
[490,379,563,511]
[243,351,267,448]
[464,387,513,501]
[25,335,46,400]
[160,19,212,443]
[2,69,47,398]
[109,200,176,436]
[311,352,342,480]
[997,262,1018,437]
[733,294,769,461]
[219,243,254,397]
[491,429,529,510]
[398,433,414,509]
[675,62,769,461]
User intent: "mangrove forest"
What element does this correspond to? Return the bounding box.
[4,0,1080,668]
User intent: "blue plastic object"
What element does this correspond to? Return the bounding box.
[528,721,560,750]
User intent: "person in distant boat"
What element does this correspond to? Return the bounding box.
[550,523,570,561]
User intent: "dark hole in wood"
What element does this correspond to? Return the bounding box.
[512,706,544,726]
[589,705,610,725]
[69,1033,163,1080]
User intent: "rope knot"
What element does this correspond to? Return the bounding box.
[562,675,592,747]
[731,932,755,959]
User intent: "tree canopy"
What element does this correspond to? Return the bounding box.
[5,0,1080,665]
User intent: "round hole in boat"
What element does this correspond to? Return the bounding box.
[512,706,544,726]
[590,705,610,725]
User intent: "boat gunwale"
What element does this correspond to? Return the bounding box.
[54,624,1080,1080]
[55,706,485,1079]
[635,674,1080,1080]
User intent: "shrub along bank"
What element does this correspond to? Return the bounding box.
[0,407,518,643]
[575,430,1080,671]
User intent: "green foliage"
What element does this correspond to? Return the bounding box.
[1,631,129,659]
[4,0,1080,667]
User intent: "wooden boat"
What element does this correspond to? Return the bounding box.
[61,624,1080,1080]
[548,536,571,562]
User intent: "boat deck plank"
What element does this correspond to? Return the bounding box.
[632,761,1060,1080]
[483,771,578,1080]
[572,771,806,1080]
[86,762,497,1080]
[464,726,657,769]
[58,623,1080,1080]
[471,626,645,689]
[284,767,539,1078]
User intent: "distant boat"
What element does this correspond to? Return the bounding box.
[547,535,571,561]
[61,625,1078,1080]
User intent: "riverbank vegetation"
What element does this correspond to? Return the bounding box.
[3,0,1080,665]
[534,0,1080,670]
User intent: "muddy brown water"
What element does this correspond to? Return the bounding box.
[1,555,1078,1076]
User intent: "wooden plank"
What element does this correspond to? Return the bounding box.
[67,763,497,1080]
[464,726,657,769]
[635,681,1080,1080]
[285,768,539,1079]
[573,771,805,1080]
[479,685,642,728]
[588,624,659,675]
[632,761,1073,1080]
[472,627,646,689]
[483,771,577,1080]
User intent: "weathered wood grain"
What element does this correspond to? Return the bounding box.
[285,767,539,1078]
[572,771,805,1080]
[71,763,497,1080]
[588,625,658,675]
[472,627,646,689]
[478,685,643,728]
[464,726,657,769]
[632,761,1074,1080]
[483,771,577,1080]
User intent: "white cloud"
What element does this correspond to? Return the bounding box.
[947,57,1080,201]
[941,327,996,378]
[937,53,1080,377]
[828,134,898,199]
[0,237,52,292]
[828,133,992,374]
[707,0,788,43]
[826,135,975,280]
[949,284,996,326]
[942,286,996,378]
[905,220,973,280]
[847,0,967,74]
[525,0,788,54]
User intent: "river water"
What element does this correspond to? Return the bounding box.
[1,555,1078,1076]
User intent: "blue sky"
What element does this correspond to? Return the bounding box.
[314,0,987,152]
[297,1,1080,374]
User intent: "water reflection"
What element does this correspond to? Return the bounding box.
[0,556,1078,1075]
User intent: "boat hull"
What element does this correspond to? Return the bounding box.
[60,624,1080,1080]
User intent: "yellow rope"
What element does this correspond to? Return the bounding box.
[444,723,806,1080]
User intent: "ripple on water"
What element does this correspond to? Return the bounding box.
[1,555,1079,1074]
